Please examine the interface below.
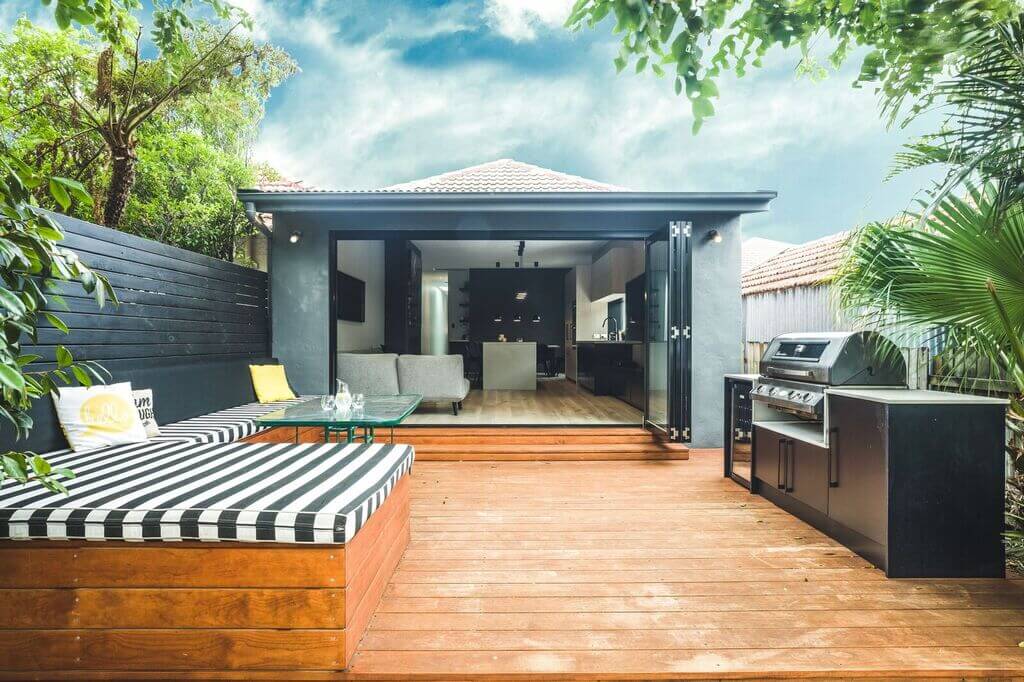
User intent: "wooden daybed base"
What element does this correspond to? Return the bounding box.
[0,445,411,678]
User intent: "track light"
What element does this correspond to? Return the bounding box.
[706,229,723,244]
[289,231,302,244]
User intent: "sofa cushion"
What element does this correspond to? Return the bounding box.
[154,396,307,444]
[336,353,400,395]
[397,354,470,402]
[0,440,415,544]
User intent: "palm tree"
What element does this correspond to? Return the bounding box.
[890,17,1024,225]
[833,185,1024,568]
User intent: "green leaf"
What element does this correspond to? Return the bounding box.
[0,364,26,392]
[70,364,92,386]
[0,288,26,316]
[44,313,69,334]
[56,345,73,369]
[48,178,71,211]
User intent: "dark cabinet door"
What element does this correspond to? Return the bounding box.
[789,439,829,513]
[827,395,888,544]
[753,426,784,489]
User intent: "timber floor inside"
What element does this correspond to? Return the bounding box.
[402,377,642,426]
[344,450,1024,680]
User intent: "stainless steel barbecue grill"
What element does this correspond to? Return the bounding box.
[751,331,906,420]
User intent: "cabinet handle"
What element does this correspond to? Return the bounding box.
[785,440,795,493]
[777,439,785,490]
[828,427,839,487]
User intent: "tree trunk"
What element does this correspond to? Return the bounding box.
[104,146,137,228]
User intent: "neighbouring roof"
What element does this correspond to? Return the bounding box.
[741,237,793,273]
[741,231,850,296]
[248,159,629,193]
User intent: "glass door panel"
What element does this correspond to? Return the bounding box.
[645,233,670,435]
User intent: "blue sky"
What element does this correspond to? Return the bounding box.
[2,0,943,244]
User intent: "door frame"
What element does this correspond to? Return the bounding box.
[330,228,693,433]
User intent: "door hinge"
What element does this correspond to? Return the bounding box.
[670,325,680,339]
[669,221,692,238]
[682,427,691,442]
[674,325,690,339]
[670,427,679,440]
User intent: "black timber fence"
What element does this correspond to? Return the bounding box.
[2,212,273,454]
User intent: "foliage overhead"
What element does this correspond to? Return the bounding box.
[566,0,1022,133]
[889,17,1024,224]
[0,156,116,493]
[41,0,248,56]
[0,19,297,251]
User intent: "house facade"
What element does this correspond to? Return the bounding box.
[239,159,776,447]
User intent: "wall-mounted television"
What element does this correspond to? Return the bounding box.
[336,271,365,322]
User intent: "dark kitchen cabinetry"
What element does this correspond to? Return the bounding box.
[576,342,644,410]
[384,240,422,354]
[624,274,645,342]
[754,392,1006,577]
[826,398,887,545]
[753,426,782,490]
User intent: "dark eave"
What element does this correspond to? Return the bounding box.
[236,190,777,215]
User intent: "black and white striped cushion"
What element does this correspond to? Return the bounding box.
[154,397,309,444]
[0,440,414,544]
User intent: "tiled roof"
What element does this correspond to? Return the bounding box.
[741,237,793,273]
[256,177,315,192]
[741,231,850,296]
[378,159,629,193]
[249,159,629,193]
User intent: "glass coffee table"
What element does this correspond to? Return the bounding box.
[257,394,423,444]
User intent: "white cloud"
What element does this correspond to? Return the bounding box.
[483,0,574,41]
[253,30,885,195]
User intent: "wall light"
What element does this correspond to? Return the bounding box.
[532,314,541,323]
[289,231,302,244]
[515,291,528,300]
[493,314,503,322]
[706,229,723,244]
[513,314,522,323]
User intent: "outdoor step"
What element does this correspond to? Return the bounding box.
[410,442,689,462]
[393,434,660,445]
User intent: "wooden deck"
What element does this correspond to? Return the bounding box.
[345,450,1024,680]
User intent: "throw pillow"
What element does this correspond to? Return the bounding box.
[250,364,297,403]
[132,388,161,437]
[53,382,149,452]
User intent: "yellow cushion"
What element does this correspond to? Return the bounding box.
[250,365,297,403]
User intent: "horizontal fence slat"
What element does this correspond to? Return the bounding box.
[48,211,267,285]
[47,282,266,318]
[33,329,266,346]
[45,297,265,326]
[31,343,269,363]
[61,235,266,298]
[37,311,266,335]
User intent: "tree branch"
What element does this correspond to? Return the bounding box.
[124,20,245,131]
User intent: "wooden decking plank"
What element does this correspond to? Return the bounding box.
[345,450,1024,679]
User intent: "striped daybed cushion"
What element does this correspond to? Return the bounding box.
[0,440,414,544]
[153,396,310,444]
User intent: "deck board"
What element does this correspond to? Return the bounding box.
[344,451,1024,680]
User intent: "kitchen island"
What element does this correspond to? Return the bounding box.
[482,341,537,390]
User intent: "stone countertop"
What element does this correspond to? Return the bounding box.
[826,387,1008,405]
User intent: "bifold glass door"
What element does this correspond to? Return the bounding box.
[644,222,691,441]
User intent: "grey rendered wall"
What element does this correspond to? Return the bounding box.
[270,214,331,394]
[690,215,743,447]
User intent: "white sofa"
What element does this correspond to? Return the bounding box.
[336,353,471,415]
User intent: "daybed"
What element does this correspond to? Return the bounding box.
[0,360,415,676]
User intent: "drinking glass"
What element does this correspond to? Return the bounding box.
[320,394,336,412]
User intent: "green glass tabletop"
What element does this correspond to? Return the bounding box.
[257,394,423,428]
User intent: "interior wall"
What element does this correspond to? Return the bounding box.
[421,271,449,355]
[469,269,566,344]
[336,240,385,352]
